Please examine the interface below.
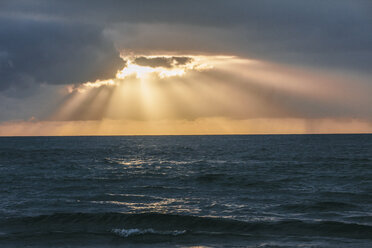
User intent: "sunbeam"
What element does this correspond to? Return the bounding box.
[42,53,372,135]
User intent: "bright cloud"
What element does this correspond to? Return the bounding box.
[116,54,213,79]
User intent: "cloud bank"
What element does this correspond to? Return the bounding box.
[0,0,371,134]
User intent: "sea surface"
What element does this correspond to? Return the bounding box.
[0,135,371,247]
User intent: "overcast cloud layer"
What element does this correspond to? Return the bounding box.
[0,0,371,123]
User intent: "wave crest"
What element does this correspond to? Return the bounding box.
[111,228,186,237]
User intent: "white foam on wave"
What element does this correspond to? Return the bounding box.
[111,228,186,237]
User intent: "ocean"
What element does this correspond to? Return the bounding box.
[0,134,371,247]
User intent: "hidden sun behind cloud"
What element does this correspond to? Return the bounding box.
[71,53,215,93]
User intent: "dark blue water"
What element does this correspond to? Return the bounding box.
[0,135,371,247]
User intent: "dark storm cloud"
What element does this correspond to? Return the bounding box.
[132,56,193,68]
[0,0,371,93]
[0,14,124,93]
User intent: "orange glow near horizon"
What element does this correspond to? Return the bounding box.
[0,118,371,136]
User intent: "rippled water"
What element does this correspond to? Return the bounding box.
[0,135,371,247]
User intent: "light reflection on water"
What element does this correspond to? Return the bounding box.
[0,135,371,247]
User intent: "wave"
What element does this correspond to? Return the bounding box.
[281,201,358,212]
[111,228,186,237]
[1,212,371,240]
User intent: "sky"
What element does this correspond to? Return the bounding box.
[0,0,371,135]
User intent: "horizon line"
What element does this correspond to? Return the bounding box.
[0,132,371,138]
